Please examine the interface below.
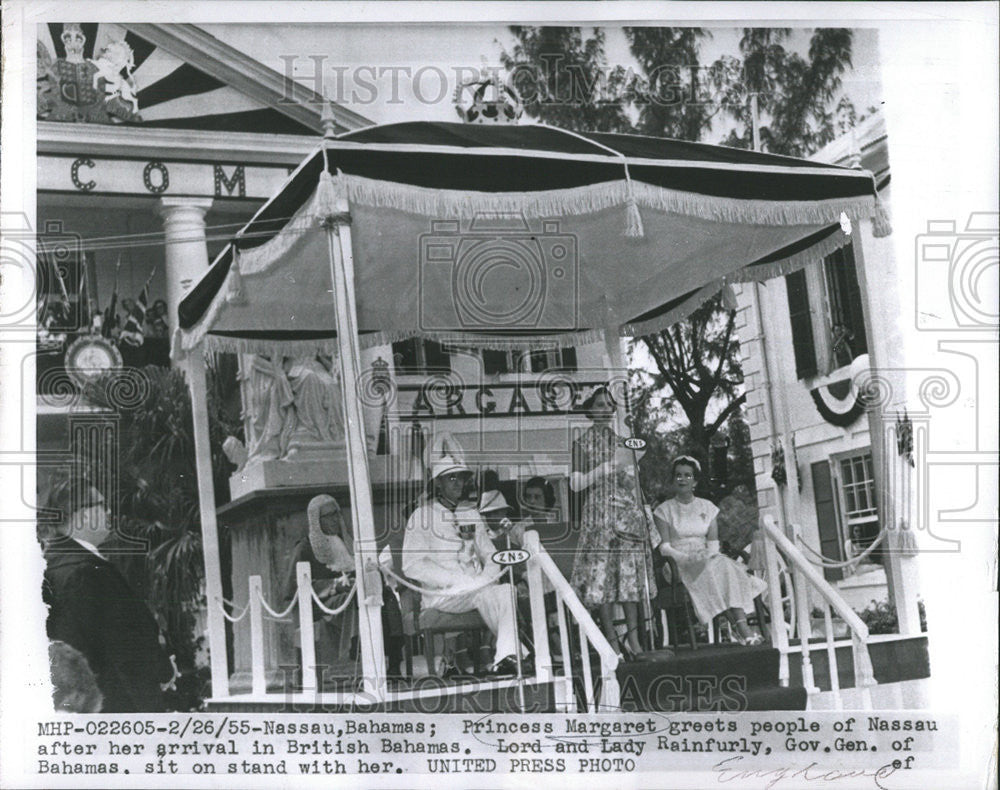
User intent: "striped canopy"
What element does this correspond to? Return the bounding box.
[177,121,890,354]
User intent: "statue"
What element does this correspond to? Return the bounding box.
[243,354,345,464]
[90,40,140,115]
[222,436,248,473]
[282,355,345,456]
[246,355,292,462]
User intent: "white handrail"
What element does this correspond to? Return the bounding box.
[760,515,877,708]
[524,531,621,712]
[759,529,791,686]
[761,516,870,638]
[524,532,619,669]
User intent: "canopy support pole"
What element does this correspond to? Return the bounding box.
[323,208,387,703]
[184,349,230,700]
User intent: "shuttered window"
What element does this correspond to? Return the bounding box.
[482,349,511,375]
[785,269,818,379]
[391,339,452,374]
[823,243,869,368]
[481,347,578,375]
[811,460,845,582]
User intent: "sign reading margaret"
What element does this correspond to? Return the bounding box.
[41,156,290,200]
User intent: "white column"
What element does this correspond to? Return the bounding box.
[158,197,213,345]
[184,349,230,700]
[852,230,922,634]
[324,195,387,702]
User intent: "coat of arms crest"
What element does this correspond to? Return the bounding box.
[38,24,142,124]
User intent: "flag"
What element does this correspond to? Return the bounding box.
[78,256,91,330]
[102,257,122,338]
[37,240,71,328]
[119,277,150,348]
[375,402,389,455]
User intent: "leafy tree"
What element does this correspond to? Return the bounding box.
[625,27,715,140]
[500,27,633,132]
[712,28,857,156]
[634,294,744,455]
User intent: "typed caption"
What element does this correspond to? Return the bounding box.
[32,712,954,786]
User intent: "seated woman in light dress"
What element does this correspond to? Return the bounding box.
[653,456,767,645]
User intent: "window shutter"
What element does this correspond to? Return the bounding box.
[811,460,845,582]
[824,244,869,362]
[391,339,419,373]
[785,270,817,379]
[841,244,869,357]
[560,347,578,370]
[482,349,508,375]
[423,340,451,371]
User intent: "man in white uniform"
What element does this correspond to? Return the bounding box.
[402,454,529,676]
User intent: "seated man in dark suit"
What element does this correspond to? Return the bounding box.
[40,476,175,712]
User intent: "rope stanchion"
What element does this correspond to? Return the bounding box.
[219,597,250,623]
[311,582,358,616]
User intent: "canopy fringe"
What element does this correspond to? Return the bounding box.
[872,193,892,238]
[236,190,331,277]
[619,284,719,338]
[358,327,609,352]
[194,328,613,356]
[201,334,341,356]
[335,172,881,229]
[728,227,854,284]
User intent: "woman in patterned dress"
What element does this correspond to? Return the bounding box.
[653,456,767,644]
[569,386,657,660]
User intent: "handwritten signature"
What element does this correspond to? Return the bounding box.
[714,756,899,790]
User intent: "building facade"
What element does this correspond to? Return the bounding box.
[733,110,921,631]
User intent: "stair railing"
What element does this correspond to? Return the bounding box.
[759,515,877,709]
[523,530,621,713]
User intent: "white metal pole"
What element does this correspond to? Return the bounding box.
[249,575,266,696]
[748,93,793,535]
[323,207,387,703]
[184,350,230,700]
[505,533,526,711]
[296,562,317,693]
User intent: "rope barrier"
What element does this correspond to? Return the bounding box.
[257,587,299,620]
[796,529,886,569]
[219,597,250,623]
[379,565,502,598]
[311,582,358,616]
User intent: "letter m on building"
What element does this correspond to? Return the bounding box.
[214,165,246,198]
